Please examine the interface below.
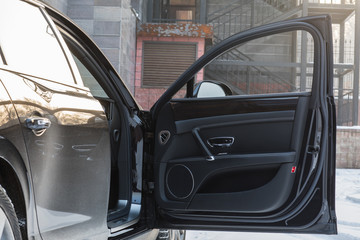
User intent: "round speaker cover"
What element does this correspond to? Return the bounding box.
[166,164,194,199]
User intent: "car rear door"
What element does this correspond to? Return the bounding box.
[149,15,337,234]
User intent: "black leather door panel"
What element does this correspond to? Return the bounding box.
[188,164,294,213]
[158,153,295,211]
[175,110,295,134]
[155,94,309,214]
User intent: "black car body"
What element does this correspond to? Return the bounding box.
[0,0,336,239]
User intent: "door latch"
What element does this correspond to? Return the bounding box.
[308,145,320,173]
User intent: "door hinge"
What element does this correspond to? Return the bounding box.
[147,181,155,193]
[145,132,154,139]
[145,132,154,143]
[129,107,139,117]
[142,180,154,193]
[330,209,337,224]
[148,182,154,189]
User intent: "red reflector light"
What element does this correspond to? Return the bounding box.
[291,166,296,173]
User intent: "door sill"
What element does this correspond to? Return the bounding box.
[108,203,140,237]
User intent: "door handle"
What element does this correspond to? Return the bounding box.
[25,117,51,131]
[192,128,215,161]
[207,137,234,148]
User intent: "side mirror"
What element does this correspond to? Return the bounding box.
[193,81,232,98]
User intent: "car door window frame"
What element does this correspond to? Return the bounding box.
[39,6,85,86]
[152,19,328,118]
[59,30,110,98]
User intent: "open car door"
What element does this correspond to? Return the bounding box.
[148,15,337,234]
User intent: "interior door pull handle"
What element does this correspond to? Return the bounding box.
[192,128,215,161]
[207,137,234,148]
[25,117,51,130]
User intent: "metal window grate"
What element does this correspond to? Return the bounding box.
[142,42,196,87]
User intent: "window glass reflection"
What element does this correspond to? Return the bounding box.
[0,1,74,84]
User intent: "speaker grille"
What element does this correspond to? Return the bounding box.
[166,164,194,199]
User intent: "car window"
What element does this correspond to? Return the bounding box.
[71,53,108,98]
[0,1,75,84]
[180,30,314,98]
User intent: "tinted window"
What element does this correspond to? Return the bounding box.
[71,53,108,98]
[187,30,314,97]
[0,1,74,84]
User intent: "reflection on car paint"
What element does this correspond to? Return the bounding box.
[36,206,91,233]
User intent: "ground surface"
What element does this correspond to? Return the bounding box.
[187,169,360,240]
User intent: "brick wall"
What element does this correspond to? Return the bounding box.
[134,36,205,110]
[337,127,360,168]
[134,23,212,110]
